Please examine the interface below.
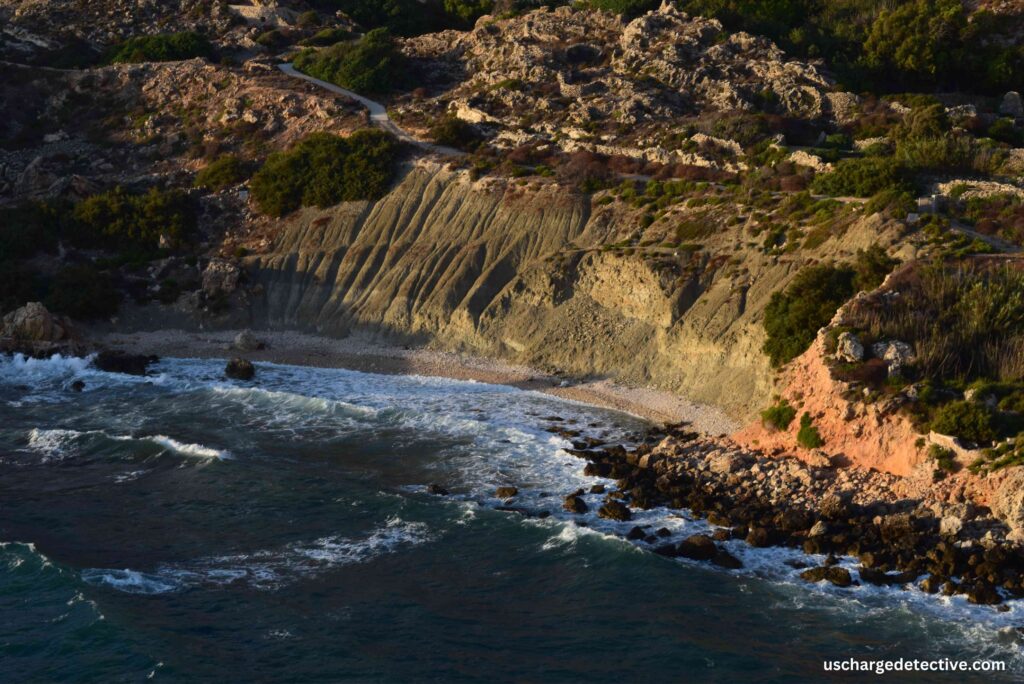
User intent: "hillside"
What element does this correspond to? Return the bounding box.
[3,0,1024,542]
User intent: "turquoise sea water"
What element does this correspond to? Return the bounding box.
[1,354,1022,683]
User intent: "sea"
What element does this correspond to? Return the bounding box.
[0,354,1022,682]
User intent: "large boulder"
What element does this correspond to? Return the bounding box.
[597,500,631,522]
[225,357,256,380]
[93,351,157,376]
[800,565,853,587]
[871,340,915,374]
[233,329,265,351]
[834,331,864,363]
[999,91,1023,119]
[989,468,1024,538]
[1,302,70,343]
[202,259,242,297]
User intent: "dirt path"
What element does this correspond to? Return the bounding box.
[277,63,463,156]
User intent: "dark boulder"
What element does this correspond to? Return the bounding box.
[70,380,85,392]
[563,495,588,514]
[967,581,1002,605]
[626,526,647,541]
[427,484,449,496]
[711,549,743,569]
[800,566,853,588]
[225,358,255,380]
[93,351,157,376]
[495,486,518,499]
[677,534,717,561]
[597,500,631,522]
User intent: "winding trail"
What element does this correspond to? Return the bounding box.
[277,63,463,157]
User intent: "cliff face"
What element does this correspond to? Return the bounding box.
[248,161,906,420]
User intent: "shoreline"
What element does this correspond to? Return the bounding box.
[88,328,741,435]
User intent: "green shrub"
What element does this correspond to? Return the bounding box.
[107,32,212,64]
[71,187,196,253]
[250,130,400,217]
[810,157,906,198]
[297,10,321,27]
[930,400,997,445]
[852,245,898,292]
[443,0,494,23]
[428,116,481,150]
[194,155,249,191]
[761,398,797,430]
[293,28,406,93]
[844,260,1024,383]
[586,0,659,18]
[300,28,356,47]
[928,444,958,473]
[44,265,119,321]
[864,188,915,217]
[256,30,290,49]
[796,412,824,449]
[0,201,67,261]
[763,264,856,366]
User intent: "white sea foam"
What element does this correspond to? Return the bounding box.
[24,428,230,461]
[80,568,182,595]
[82,517,434,594]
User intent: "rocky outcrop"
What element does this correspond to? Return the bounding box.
[399,4,839,167]
[0,302,80,355]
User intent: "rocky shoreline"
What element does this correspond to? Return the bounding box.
[5,302,1023,609]
[539,419,1024,607]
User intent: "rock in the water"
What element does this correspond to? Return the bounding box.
[800,566,853,587]
[225,358,255,380]
[835,331,865,363]
[495,486,518,499]
[597,500,631,521]
[967,581,1001,605]
[677,534,717,561]
[233,329,265,351]
[93,351,156,376]
[711,549,743,569]
[70,380,85,392]
[427,484,449,496]
[626,526,647,541]
[563,495,588,514]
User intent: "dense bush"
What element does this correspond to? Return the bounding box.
[428,117,482,150]
[293,28,406,93]
[810,157,905,198]
[763,264,856,366]
[44,265,119,321]
[0,201,66,262]
[250,130,400,217]
[680,0,1024,94]
[761,398,796,430]
[845,260,1024,383]
[107,32,212,64]
[852,245,898,292]
[586,0,660,17]
[72,187,196,253]
[796,412,824,448]
[930,400,997,445]
[194,155,250,191]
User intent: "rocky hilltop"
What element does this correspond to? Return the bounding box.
[398,4,844,168]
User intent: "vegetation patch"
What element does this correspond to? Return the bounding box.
[796,413,824,449]
[250,130,401,217]
[761,398,797,431]
[106,32,212,64]
[293,28,407,94]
